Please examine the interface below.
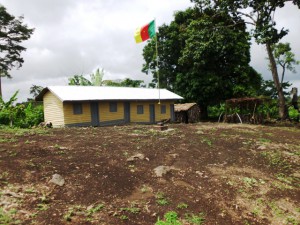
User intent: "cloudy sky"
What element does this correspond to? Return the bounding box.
[1,0,300,102]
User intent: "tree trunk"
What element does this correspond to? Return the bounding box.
[266,42,288,120]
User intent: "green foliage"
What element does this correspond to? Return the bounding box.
[104,78,145,87]
[185,213,205,225]
[90,68,104,86]
[142,6,262,116]
[29,85,44,99]
[208,103,225,118]
[0,91,44,128]
[68,75,92,86]
[288,107,299,121]
[0,5,34,78]
[272,42,299,84]
[258,80,291,99]
[155,211,182,225]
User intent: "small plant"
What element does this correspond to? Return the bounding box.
[64,208,74,222]
[201,137,212,147]
[243,177,258,188]
[0,207,18,224]
[119,215,128,220]
[185,212,205,225]
[86,203,105,216]
[155,211,182,225]
[140,184,150,193]
[258,138,271,143]
[177,203,188,209]
[120,206,140,214]
[156,192,170,206]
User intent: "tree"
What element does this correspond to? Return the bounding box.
[0,5,34,97]
[0,90,19,127]
[104,78,145,87]
[68,75,92,86]
[29,85,44,98]
[90,68,104,86]
[142,7,261,118]
[258,80,291,99]
[191,0,300,119]
[272,42,299,85]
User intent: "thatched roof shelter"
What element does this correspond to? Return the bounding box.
[174,103,200,123]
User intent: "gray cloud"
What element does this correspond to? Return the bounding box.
[1,0,299,102]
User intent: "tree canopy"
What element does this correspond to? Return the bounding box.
[142,6,262,117]
[0,5,34,96]
[191,0,300,119]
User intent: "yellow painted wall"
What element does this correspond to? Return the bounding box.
[130,101,173,123]
[99,102,124,122]
[43,92,64,127]
[63,102,91,125]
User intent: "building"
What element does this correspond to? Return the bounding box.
[174,103,200,123]
[36,86,183,127]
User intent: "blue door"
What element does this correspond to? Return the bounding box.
[149,104,155,124]
[90,102,99,126]
[124,102,130,123]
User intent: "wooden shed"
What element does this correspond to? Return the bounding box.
[174,103,200,123]
[36,86,183,127]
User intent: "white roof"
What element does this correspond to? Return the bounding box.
[42,86,183,102]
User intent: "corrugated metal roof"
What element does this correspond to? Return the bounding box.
[38,86,183,102]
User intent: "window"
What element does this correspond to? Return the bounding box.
[161,105,166,114]
[73,103,83,115]
[109,102,117,112]
[137,105,144,114]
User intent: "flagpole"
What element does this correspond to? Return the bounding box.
[154,19,160,105]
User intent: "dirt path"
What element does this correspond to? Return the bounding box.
[0,123,299,224]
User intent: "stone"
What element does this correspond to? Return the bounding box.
[153,166,173,177]
[127,153,145,162]
[49,174,65,186]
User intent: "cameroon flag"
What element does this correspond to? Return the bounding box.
[134,20,156,43]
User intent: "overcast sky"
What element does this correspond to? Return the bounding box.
[1,0,300,102]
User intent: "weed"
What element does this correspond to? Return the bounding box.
[120,205,140,214]
[201,137,212,147]
[64,208,74,222]
[0,172,9,180]
[156,192,170,206]
[156,211,181,225]
[286,216,298,225]
[140,185,150,193]
[260,151,291,172]
[185,212,205,225]
[119,215,128,220]
[258,138,271,143]
[268,201,284,218]
[243,177,258,188]
[0,207,18,224]
[86,203,105,216]
[37,203,49,211]
[0,137,17,143]
[177,203,188,209]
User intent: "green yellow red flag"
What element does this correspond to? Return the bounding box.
[134,20,156,43]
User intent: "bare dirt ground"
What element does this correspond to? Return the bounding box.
[0,123,299,225]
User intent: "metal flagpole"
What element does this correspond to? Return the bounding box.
[154,19,160,105]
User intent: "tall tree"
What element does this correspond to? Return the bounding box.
[272,42,299,85]
[68,75,92,86]
[191,0,300,119]
[142,7,261,118]
[0,5,34,97]
[90,68,104,86]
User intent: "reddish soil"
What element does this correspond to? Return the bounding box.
[0,123,299,225]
